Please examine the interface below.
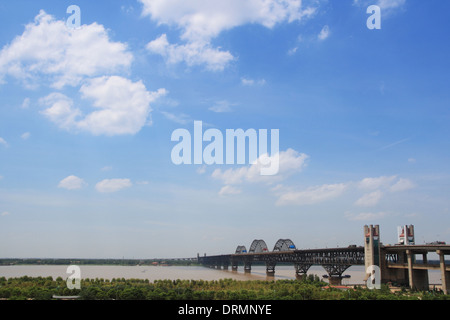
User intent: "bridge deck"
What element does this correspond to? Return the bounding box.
[384,244,450,253]
[199,247,365,266]
[387,263,450,270]
[199,245,450,269]
[198,243,450,285]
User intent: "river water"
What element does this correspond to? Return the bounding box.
[0,265,443,286]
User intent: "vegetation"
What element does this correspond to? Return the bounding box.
[0,275,448,301]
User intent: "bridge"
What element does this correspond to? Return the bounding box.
[198,225,450,293]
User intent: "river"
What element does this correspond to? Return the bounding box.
[0,264,443,286]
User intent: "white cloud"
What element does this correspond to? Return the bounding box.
[141,0,318,70]
[275,174,415,207]
[1,11,170,135]
[354,190,383,207]
[161,111,192,125]
[287,47,298,55]
[276,183,348,206]
[212,149,309,185]
[345,211,388,221]
[377,0,406,10]
[353,0,406,14]
[40,76,167,136]
[318,25,330,40]
[77,76,165,136]
[21,132,31,140]
[21,98,31,109]
[146,34,234,71]
[96,179,132,193]
[209,100,234,113]
[0,137,8,147]
[39,92,81,130]
[121,5,135,14]
[218,185,242,196]
[241,78,266,86]
[212,166,249,185]
[1,211,11,216]
[390,178,415,192]
[358,175,415,193]
[58,175,86,190]
[0,11,133,89]
[358,175,397,190]
[196,165,207,175]
[140,0,316,41]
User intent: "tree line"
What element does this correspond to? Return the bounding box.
[0,275,448,300]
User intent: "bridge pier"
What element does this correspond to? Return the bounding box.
[380,248,408,286]
[328,276,344,286]
[437,250,450,294]
[322,265,351,286]
[406,250,429,291]
[266,262,276,277]
[382,247,450,292]
[294,263,312,280]
[244,262,252,273]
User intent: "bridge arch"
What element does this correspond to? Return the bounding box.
[249,240,268,253]
[235,246,247,254]
[273,239,296,252]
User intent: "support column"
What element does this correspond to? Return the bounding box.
[322,265,350,286]
[406,249,429,291]
[244,262,252,273]
[406,250,414,290]
[266,262,276,277]
[422,253,428,264]
[437,250,450,294]
[364,225,381,287]
[328,276,343,286]
[364,225,380,268]
[295,263,312,280]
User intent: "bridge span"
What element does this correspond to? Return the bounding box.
[198,225,450,292]
[198,242,365,285]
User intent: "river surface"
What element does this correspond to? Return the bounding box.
[0,265,443,286]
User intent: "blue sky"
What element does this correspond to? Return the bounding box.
[0,0,450,259]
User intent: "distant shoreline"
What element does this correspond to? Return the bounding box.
[2,258,447,266]
[0,258,199,267]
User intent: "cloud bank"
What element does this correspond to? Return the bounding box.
[141,0,318,70]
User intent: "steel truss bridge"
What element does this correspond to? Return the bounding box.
[198,239,365,282]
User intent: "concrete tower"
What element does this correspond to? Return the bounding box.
[364,225,380,270]
[397,225,415,245]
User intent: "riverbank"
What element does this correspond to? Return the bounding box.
[0,276,448,300]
